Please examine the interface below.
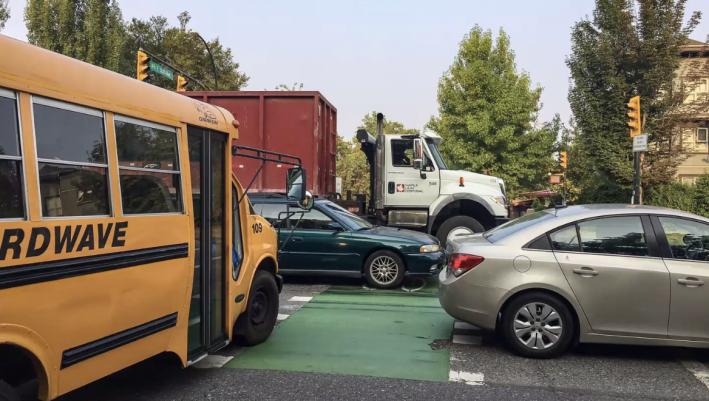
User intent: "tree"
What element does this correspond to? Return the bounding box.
[566,0,707,203]
[274,82,304,91]
[0,0,9,32]
[336,113,420,198]
[359,111,420,136]
[427,26,557,197]
[120,11,249,91]
[24,0,125,72]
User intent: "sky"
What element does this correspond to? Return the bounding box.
[2,0,707,139]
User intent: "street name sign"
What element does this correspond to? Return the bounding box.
[149,61,174,81]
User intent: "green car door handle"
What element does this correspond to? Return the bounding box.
[292,237,304,242]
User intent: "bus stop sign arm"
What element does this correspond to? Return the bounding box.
[232,145,304,205]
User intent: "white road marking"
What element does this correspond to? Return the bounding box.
[288,296,313,302]
[449,370,484,386]
[453,334,483,345]
[192,355,233,369]
[277,314,289,321]
[680,360,709,390]
[454,321,479,331]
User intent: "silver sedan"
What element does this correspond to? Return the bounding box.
[439,204,709,358]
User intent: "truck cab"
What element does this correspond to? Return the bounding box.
[354,113,508,246]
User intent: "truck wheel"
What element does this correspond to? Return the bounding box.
[364,250,405,289]
[0,381,19,401]
[233,270,279,346]
[436,216,484,248]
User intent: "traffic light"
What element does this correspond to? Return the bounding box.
[559,151,568,169]
[137,50,150,82]
[176,75,188,92]
[626,95,641,137]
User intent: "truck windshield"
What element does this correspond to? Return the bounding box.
[426,139,448,170]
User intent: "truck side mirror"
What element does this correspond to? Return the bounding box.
[413,138,423,170]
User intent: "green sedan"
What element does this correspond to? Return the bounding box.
[250,196,446,289]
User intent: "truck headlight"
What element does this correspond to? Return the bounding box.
[491,195,506,206]
[420,244,440,253]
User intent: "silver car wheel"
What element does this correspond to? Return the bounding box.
[514,302,563,350]
[370,256,399,286]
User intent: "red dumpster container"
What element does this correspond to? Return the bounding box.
[183,91,337,196]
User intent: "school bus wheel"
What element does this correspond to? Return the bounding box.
[0,380,19,401]
[233,270,279,346]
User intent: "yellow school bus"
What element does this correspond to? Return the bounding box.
[0,34,309,400]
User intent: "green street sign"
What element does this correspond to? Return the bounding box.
[149,61,174,81]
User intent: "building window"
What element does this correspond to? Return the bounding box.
[114,115,182,215]
[681,176,697,185]
[33,96,110,218]
[700,79,708,93]
[0,88,25,219]
[697,128,708,143]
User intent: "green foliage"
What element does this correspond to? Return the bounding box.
[24,4,248,91]
[644,173,709,218]
[274,82,304,91]
[427,25,556,198]
[531,197,546,211]
[336,135,370,198]
[359,112,420,136]
[24,0,125,72]
[567,0,705,203]
[119,12,249,91]
[0,0,9,32]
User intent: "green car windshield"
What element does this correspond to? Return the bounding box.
[325,203,374,230]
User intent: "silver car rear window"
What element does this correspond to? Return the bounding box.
[484,211,556,243]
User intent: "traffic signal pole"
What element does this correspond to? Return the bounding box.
[626,96,641,205]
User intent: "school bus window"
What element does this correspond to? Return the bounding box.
[114,116,182,215]
[32,97,110,218]
[0,88,25,219]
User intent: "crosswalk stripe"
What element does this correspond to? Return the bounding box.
[449,370,484,385]
[289,296,313,302]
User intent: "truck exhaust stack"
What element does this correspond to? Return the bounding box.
[374,113,387,223]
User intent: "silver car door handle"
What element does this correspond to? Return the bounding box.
[678,278,704,287]
[573,267,599,277]
[292,237,304,242]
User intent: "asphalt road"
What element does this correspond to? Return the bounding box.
[57,277,709,401]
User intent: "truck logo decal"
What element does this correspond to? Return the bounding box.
[395,183,423,193]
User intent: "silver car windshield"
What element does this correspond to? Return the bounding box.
[484,210,556,243]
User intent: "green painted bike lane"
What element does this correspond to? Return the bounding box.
[225,280,454,382]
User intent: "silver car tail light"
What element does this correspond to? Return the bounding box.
[448,253,484,277]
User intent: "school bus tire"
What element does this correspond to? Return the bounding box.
[233,270,279,346]
[0,380,19,401]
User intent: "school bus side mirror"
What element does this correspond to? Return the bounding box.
[286,167,313,210]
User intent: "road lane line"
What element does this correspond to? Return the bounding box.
[452,334,482,345]
[680,360,709,390]
[449,370,484,386]
[277,314,289,321]
[192,355,234,369]
[289,296,313,302]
